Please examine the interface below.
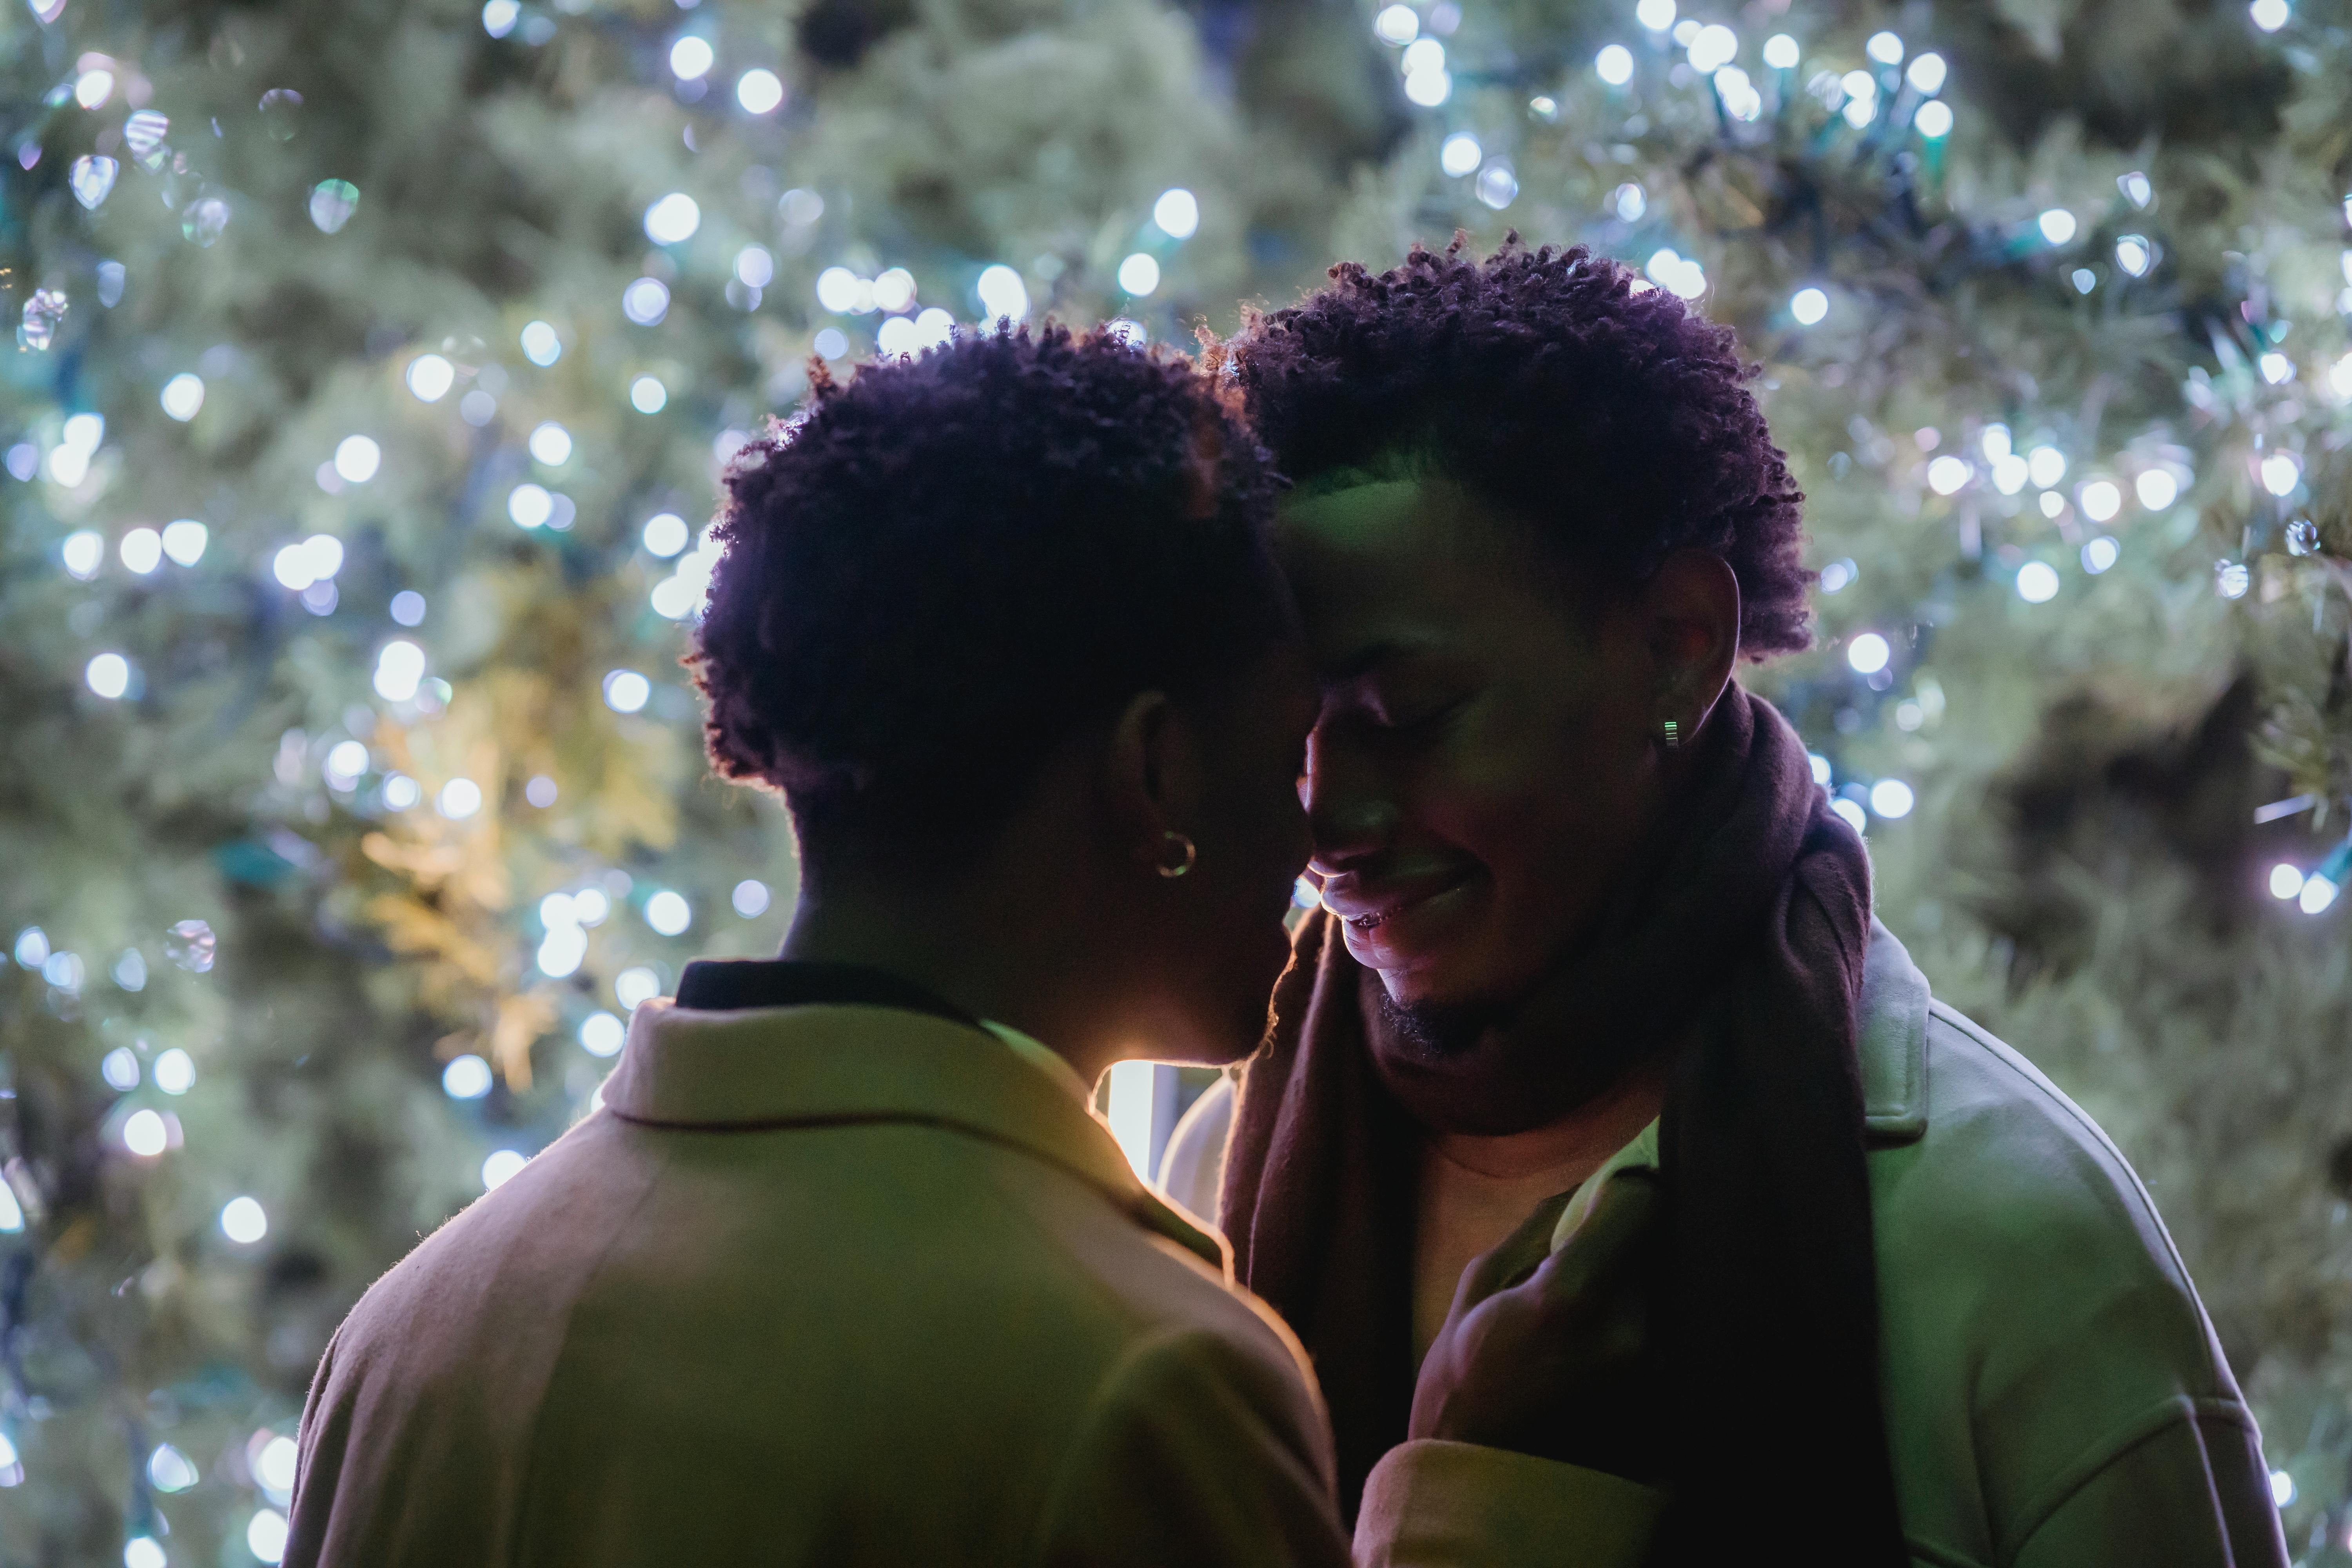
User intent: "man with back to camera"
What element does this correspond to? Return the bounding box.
[283,327,1362,1566]
[1163,240,2288,1567]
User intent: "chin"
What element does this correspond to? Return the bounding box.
[1366,938,1540,1018]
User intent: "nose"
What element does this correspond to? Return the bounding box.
[1302,727,1399,872]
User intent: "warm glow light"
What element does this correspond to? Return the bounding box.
[1106,1060,1156,1179]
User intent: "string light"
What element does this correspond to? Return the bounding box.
[1152,188,1200,238]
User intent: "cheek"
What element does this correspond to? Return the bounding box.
[1428,694,1649,866]
[1429,695,1661,981]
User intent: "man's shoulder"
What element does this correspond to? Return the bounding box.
[1898,1001,2184,1258]
[1882,1002,2196,1285]
[1005,1139,1314,1390]
[1874,996,2238,1403]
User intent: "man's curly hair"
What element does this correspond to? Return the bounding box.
[1234,237,1811,657]
[692,324,1291,864]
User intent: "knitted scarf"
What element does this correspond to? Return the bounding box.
[1220,687,1906,1563]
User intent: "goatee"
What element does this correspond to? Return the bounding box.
[1373,987,1502,1063]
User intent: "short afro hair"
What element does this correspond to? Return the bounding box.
[693,324,1293,863]
[1234,237,1811,657]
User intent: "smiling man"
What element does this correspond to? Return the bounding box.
[1162,241,2286,1567]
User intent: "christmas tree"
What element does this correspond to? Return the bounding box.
[3,0,2349,1560]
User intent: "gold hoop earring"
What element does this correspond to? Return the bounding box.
[1660,718,1682,751]
[1157,831,1198,878]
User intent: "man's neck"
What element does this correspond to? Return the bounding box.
[779,881,1125,1085]
[1423,1050,1669,1185]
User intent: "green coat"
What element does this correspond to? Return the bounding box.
[1163,925,2289,1568]
[289,998,1352,1567]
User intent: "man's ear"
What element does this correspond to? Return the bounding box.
[1103,690,1205,869]
[1640,550,1741,733]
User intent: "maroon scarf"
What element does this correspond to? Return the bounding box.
[1220,687,1907,1562]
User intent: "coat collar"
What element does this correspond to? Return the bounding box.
[603,999,1232,1276]
[1860,919,1930,1145]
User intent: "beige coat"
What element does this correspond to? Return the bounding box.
[287,998,1351,1568]
[1165,924,2289,1568]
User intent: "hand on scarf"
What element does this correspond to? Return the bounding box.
[1406,1167,1664,1481]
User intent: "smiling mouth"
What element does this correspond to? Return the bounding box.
[1324,871,1474,932]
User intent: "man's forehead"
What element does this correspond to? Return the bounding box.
[1277,478,1514,664]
